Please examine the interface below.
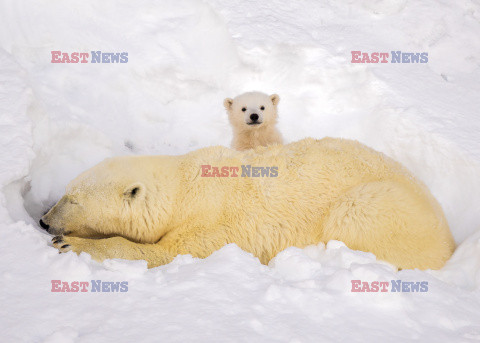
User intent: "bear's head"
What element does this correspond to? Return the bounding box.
[40,156,178,243]
[224,92,280,130]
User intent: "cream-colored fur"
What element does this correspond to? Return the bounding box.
[224,91,283,150]
[43,138,455,270]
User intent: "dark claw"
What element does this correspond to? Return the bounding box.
[52,235,64,243]
[61,244,70,249]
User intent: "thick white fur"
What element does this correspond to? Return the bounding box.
[44,138,455,270]
[224,91,283,150]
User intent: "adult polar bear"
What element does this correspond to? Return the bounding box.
[41,138,455,270]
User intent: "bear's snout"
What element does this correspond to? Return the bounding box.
[39,219,49,231]
[248,113,261,125]
[39,200,66,235]
[39,215,64,235]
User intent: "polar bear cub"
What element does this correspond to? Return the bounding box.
[224,91,283,151]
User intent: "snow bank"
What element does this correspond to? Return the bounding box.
[1,0,480,341]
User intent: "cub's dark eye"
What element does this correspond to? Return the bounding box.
[260,106,265,111]
[242,107,246,112]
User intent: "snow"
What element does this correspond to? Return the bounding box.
[1,0,480,341]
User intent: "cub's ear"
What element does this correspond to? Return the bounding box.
[123,182,146,201]
[223,98,233,111]
[270,94,280,106]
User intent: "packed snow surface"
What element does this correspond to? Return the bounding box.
[1,0,480,341]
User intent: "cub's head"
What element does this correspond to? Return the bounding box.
[40,157,175,243]
[224,91,280,129]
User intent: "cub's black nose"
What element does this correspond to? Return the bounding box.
[250,113,259,121]
[39,219,49,230]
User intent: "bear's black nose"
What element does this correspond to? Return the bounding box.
[250,113,259,122]
[39,219,49,231]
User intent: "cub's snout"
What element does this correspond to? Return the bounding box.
[248,113,260,125]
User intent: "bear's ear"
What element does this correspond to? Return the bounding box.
[223,98,233,111]
[123,182,146,201]
[270,94,280,106]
